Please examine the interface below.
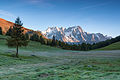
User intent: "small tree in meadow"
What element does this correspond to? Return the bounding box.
[6,17,29,58]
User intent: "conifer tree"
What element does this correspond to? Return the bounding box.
[0,27,2,35]
[39,35,45,44]
[25,33,30,40]
[6,26,12,36]
[6,17,29,58]
[58,40,61,47]
[30,33,39,41]
[51,35,56,46]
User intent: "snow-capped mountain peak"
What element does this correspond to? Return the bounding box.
[42,26,111,44]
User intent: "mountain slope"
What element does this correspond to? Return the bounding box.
[42,26,111,44]
[0,18,45,39]
[97,41,120,50]
[0,18,32,34]
[0,18,14,34]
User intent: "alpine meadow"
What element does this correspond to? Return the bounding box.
[0,0,120,80]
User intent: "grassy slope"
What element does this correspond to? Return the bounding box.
[0,35,120,80]
[0,35,62,52]
[97,41,120,50]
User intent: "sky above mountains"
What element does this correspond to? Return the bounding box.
[0,0,120,37]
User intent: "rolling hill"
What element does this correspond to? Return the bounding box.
[0,18,30,34]
[0,18,46,39]
[97,41,120,50]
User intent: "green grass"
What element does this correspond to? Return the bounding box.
[21,41,63,52]
[0,35,120,80]
[0,52,120,80]
[0,35,63,52]
[97,42,120,50]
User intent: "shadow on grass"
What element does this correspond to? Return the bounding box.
[0,53,49,61]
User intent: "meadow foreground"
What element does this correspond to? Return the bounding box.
[0,46,120,80]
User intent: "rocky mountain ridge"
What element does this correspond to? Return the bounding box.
[42,26,111,44]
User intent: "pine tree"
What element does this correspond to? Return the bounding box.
[0,27,2,35]
[30,33,39,41]
[6,26,12,36]
[6,17,29,58]
[51,36,56,46]
[25,33,30,40]
[58,40,61,47]
[39,35,45,44]
[47,40,51,45]
[81,43,87,51]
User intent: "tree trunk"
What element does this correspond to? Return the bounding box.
[16,45,19,58]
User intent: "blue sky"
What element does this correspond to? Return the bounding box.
[0,0,120,37]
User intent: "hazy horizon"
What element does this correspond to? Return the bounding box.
[0,0,120,37]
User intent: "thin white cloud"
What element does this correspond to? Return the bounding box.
[0,10,16,18]
[28,0,44,3]
[80,3,109,10]
[25,0,54,8]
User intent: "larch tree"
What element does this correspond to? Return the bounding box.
[6,17,29,58]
